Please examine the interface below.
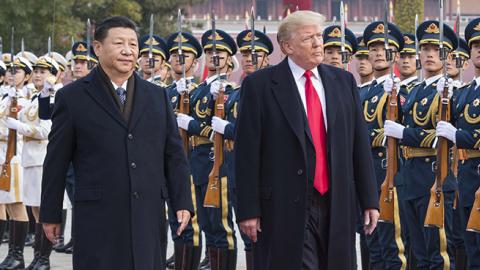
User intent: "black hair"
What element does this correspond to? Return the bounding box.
[94,16,138,42]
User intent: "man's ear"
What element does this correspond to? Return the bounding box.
[93,40,102,59]
[281,40,294,55]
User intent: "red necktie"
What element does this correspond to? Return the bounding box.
[304,70,329,195]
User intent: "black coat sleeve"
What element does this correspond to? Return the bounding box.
[234,75,262,222]
[162,89,194,215]
[350,73,380,211]
[40,91,74,223]
[38,96,54,120]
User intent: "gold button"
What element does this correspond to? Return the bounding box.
[378,152,384,157]
[420,132,425,135]
[474,134,478,138]
[425,158,430,162]
[371,109,375,113]
[406,125,410,128]
[460,113,464,117]
[409,111,413,114]
[371,132,375,136]
[418,111,423,115]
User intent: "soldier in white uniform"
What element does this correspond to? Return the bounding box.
[0,56,31,270]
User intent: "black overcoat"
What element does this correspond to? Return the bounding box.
[40,68,193,270]
[234,59,379,269]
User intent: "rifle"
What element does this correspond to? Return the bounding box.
[466,187,480,233]
[379,0,397,223]
[177,10,190,155]
[250,6,258,70]
[204,10,224,208]
[86,19,93,70]
[0,27,18,192]
[340,1,349,70]
[148,14,155,82]
[424,0,449,228]
[454,6,463,83]
[415,14,422,81]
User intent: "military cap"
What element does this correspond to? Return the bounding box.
[2,54,12,64]
[323,25,358,54]
[355,36,368,56]
[167,32,203,58]
[401,33,416,54]
[228,55,240,73]
[139,35,169,61]
[72,41,98,63]
[33,56,60,75]
[465,17,480,47]
[201,29,237,55]
[236,29,274,55]
[454,38,470,59]
[9,56,33,74]
[65,51,73,64]
[49,52,68,72]
[16,51,38,65]
[416,20,458,51]
[0,61,6,74]
[363,21,404,51]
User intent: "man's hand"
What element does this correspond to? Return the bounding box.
[43,223,61,244]
[176,113,193,131]
[384,120,405,139]
[239,218,261,242]
[363,209,379,235]
[176,210,191,236]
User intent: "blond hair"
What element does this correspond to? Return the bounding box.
[277,11,325,44]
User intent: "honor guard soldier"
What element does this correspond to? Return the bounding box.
[322,25,357,68]
[0,56,33,270]
[49,52,69,88]
[138,34,169,87]
[71,41,98,81]
[355,36,374,90]
[397,33,420,107]
[436,17,480,269]
[384,20,459,269]
[447,38,470,88]
[363,21,406,270]
[164,31,203,270]
[175,28,236,270]
[0,61,6,87]
[210,28,273,270]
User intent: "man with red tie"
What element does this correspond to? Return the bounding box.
[234,10,380,270]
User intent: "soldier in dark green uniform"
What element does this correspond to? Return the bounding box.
[384,20,458,269]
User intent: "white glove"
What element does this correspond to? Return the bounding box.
[383,77,400,94]
[436,77,453,99]
[452,80,462,89]
[176,78,188,95]
[4,117,25,131]
[211,116,229,134]
[6,87,16,98]
[40,80,54,98]
[210,80,223,100]
[176,113,193,131]
[436,121,457,144]
[384,120,405,139]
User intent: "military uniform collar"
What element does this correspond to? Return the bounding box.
[475,76,480,90]
[173,76,195,84]
[358,80,374,88]
[424,74,442,87]
[205,73,226,85]
[401,76,418,86]
[374,74,389,85]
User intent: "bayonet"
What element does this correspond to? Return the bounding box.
[439,0,447,79]
[250,6,258,70]
[86,18,92,69]
[455,3,463,82]
[177,9,186,81]
[71,36,75,72]
[10,27,16,88]
[48,36,52,58]
[340,1,348,69]
[415,14,422,80]
[0,37,2,57]
[148,14,154,72]
[384,0,393,78]
[212,10,219,70]
[21,38,24,58]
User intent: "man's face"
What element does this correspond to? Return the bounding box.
[368,43,398,72]
[397,53,417,78]
[7,68,28,87]
[139,53,163,75]
[170,51,197,75]
[206,50,230,72]
[93,27,138,75]
[282,24,324,70]
[240,50,268,74]
[355,55,373,78]
[323,46,343,68]
[32,67,52,89]
[3,70,11,86]
[73,59,90,79]
[420,44,443,73]
[471,41,480,69]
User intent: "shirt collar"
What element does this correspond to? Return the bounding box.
[401,76,418,86]
[375,74,390,85]
[359,80,374,88]
[288,58,320,82]
[206,73,227,85]
[424,74,443,87]
[111,80,128,90]
[475,76,480,89]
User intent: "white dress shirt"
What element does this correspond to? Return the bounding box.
[288,58,328,130]
[111,80,128,91]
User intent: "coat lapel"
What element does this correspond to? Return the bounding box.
[83,69,128,129]
[128,74,150,131]
[318,64,339,146]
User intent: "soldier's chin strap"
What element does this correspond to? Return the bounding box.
[175,55,195,76]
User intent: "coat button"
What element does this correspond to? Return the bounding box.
[297,169,303,175]
[131,162,137,169]
[132,192,139,199]
[128,134,134,140]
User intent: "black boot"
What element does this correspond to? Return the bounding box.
[199,247,210,270]
[0,220,7,248]
[0,221,15,268]
[1,220,28,270]
[52,210,66,250]
[455,247,468,270]
[245,250,253,270]
[32,228,52,270]
[166,254,175,269]
[25,223,42,270]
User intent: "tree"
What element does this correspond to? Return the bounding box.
[394,0,424,34]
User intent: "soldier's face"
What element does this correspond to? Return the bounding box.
[206,50,230,72]
[240,50,268,74]
[397,53,417,78]
[139,53,163,75]
[32,67,52,89]
[323,46,343,68]
[170,51,197,74]
[368,43,397,72]
[471,41,480,69]
[281,24,324,70]
[420,44,443,73]
[3,70,11,86]
[93,27,138,75]
[6,68,29,88]
[446,53,466,78]
[73,59,89,79]
[355,55,373,77]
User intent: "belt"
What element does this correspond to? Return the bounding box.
[402,146,437,159]
[190,136,212,147]
[23,137,45,143]
[458,149,480,160]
